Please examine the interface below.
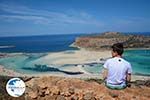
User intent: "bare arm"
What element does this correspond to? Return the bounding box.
[126,63,132,83]
[102,68,108,80]
[126,73,131,82]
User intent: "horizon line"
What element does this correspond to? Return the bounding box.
[0,31,150,37]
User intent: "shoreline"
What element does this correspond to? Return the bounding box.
[0,49,150,81]
[0,65,25,77]
[0,48,110,78]
[125,47,150,50]
[0,64,150,81]
[70,43,150,52]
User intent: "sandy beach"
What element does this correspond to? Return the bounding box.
[0,49,149,81]
[0,49,110,76]
[36,49,111,65]
[30,49,111,75]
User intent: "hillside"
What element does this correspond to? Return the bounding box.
[73,32,150,50]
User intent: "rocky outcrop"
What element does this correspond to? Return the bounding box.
[24,76,150,100]
[73,32,150,50]
[0,76,150,100]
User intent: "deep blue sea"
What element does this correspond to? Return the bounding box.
[0,34,85,53]
[0,34,150,76]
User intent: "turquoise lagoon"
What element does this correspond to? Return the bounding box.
[0,49,150,76]
[83,49,150,76]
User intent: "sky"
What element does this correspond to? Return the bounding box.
[0,0,150,36]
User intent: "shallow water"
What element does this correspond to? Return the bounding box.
[124,49,150,75]
[84,49,150,76]
[0,49,150,76]
[0,53,47,74]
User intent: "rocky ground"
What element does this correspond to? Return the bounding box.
[0,65,24,77]
[0,76,150,100]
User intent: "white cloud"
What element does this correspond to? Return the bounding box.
[0,3,102,26]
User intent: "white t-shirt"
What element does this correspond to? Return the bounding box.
[103,57,132,85]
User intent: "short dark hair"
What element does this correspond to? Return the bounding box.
[111,43,124,55]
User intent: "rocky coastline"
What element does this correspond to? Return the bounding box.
[73,32,150,50]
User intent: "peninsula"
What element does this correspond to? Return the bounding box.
[73,32,150,50]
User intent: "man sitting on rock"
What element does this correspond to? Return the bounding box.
[103,43,132,89]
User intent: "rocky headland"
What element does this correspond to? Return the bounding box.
[73,32,150,50]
